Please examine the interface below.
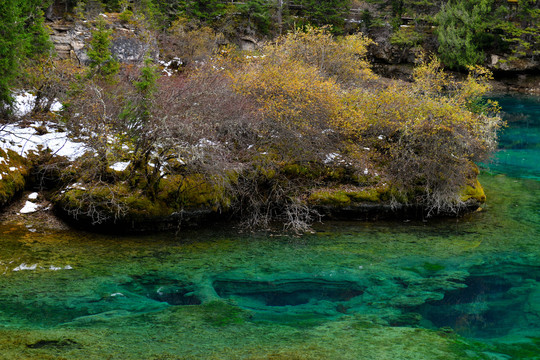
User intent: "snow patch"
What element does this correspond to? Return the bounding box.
[13,91,63,116]
[13,263,37,271]
[198,138,217,147]
[324,153,340,164]
[20,201,41,214]
[68,183,87,190]
[50,100,63,112]
[0,123,87,160]
[13,92,36,117]
[28,192,38,200]
[110,161,130,171]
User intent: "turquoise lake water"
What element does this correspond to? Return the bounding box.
[0,95,538,359]
[486,95,540,181]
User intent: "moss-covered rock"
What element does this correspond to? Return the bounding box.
[0,149,30,208]
[53,171,235,231]
[308,185,390,206]
[460,179,486,203]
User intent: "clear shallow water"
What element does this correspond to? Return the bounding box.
[0,96,538,359]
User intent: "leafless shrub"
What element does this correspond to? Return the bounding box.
[64,182,128,225]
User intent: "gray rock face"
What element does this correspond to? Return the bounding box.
[489,54,540,72]
[48,19,157,65]
[369,25,403,64]
[110,31,158,63]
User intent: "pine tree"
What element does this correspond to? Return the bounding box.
[0,1,20,112]
[87,20,120,79]
[435,0,493,68]
[0,0,51,115]
[299,0,352,33]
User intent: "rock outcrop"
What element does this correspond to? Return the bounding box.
[48,15,157,65]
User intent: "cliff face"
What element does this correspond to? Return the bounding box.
[49,15,157,66]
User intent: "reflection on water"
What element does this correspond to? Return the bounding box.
[0,96,538,359]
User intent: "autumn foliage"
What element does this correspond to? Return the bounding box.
[227,29,500,217]
[57,26,501,231]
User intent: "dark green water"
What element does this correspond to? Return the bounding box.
[0,96,538,359]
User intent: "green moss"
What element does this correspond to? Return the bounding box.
[352,174,380,186]
[0,149,30,207]
[56,165,237,224]
[158,174,231,210]
[492,338,540,359]
[124,191,171,217]
[309,190,351,206]
[461,180,486,203]
[389,187,411,203]
[261,167,277,179]
[281,163,324,179]
[309,185,391,206]
[347,188,382,202]
[61,182,174,219]
[200,301,250,327]
[422,262,445,272]
[326,167,346,181]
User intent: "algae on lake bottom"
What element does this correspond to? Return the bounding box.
[0,95,538,359]
[0,170,538,359]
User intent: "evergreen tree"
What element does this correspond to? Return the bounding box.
[87,20,120,79]
[180,0,227,23]
[237,0,271,34]
[0,1,20,112]
[0,0,51,115]
[435,0,494,69]
[298,0,351,33]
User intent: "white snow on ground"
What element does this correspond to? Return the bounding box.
[198,138,218,147]
[28,192,38,200]
[0,123,87,160]
[110,161,130,171]
[13,263,37,271]
[50,100,63,112]
[20,201,41,214]
[67,183,87,190]
[324,153,340,164]
[1,92,86,160]
[13,92,36,117]
[13,91,63,117]
[11,264,72,272]
[159,57,182,76]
